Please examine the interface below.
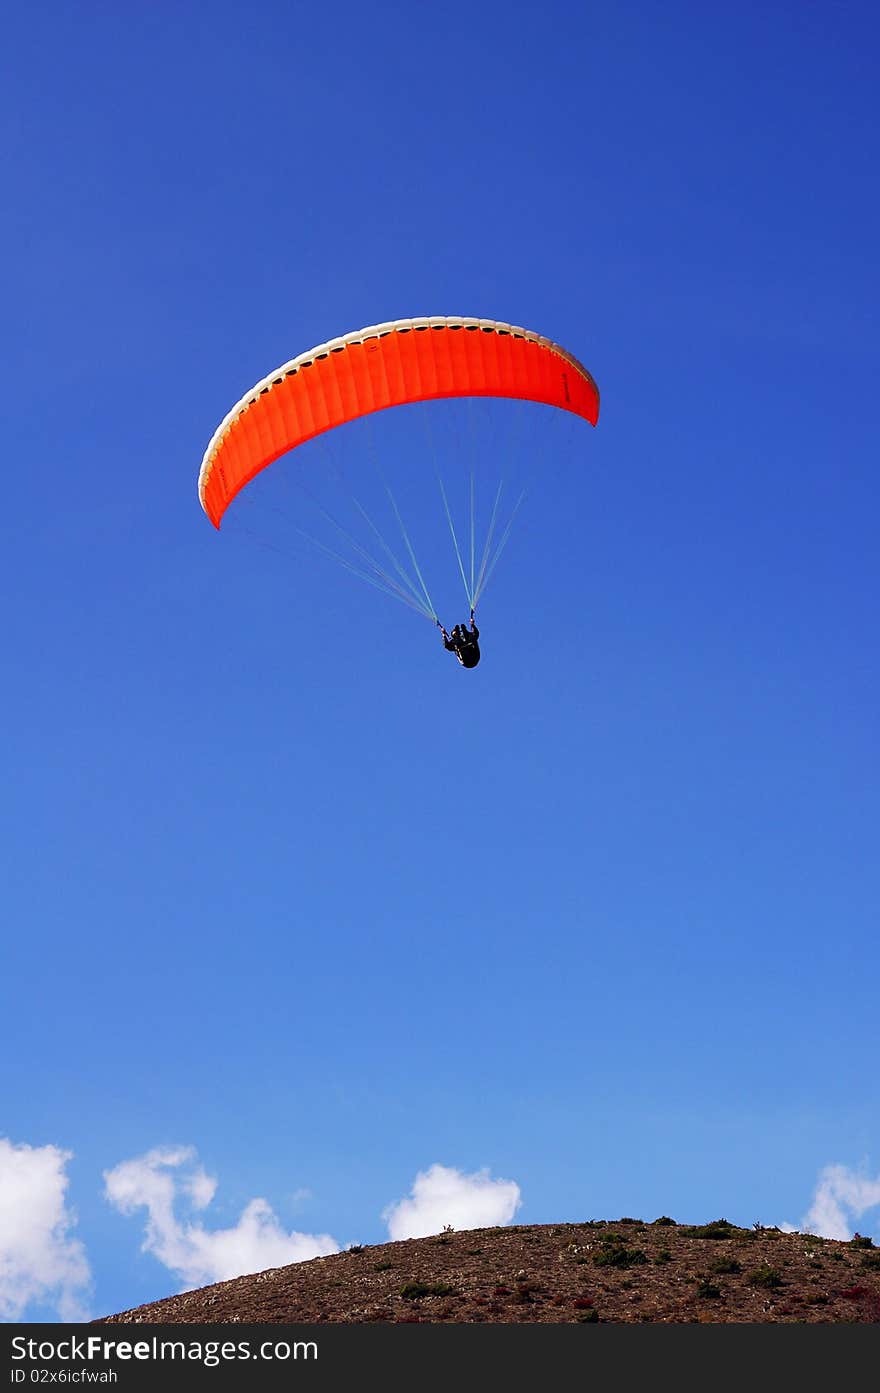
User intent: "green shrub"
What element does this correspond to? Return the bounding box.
[400,1282,456,1300]
[749,1263,783,1289]
[696,1279,721,1299]
[682,1220,742,1240]
[594,1241,648,1269]
[710,1256,742,1275]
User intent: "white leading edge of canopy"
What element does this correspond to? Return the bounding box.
[197,316,598,513]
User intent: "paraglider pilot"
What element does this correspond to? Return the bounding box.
[439,610,480,668]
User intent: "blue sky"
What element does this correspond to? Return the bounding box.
[2,0,878,1321]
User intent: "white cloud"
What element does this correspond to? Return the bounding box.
[0,1138,92,1321]
[382,1163,522,1240]
[797,1162,880,1241]
[103,1147,339,1290]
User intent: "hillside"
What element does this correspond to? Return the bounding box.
[95,1218,880,1324]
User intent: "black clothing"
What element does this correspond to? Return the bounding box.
[442,620,481,668]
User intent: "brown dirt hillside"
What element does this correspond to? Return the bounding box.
[94,1218,880,1324]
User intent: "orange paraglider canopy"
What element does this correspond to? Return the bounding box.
[198,316,600,528]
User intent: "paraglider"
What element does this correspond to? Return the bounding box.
[198,316,599,661]
[440,612,481,669]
